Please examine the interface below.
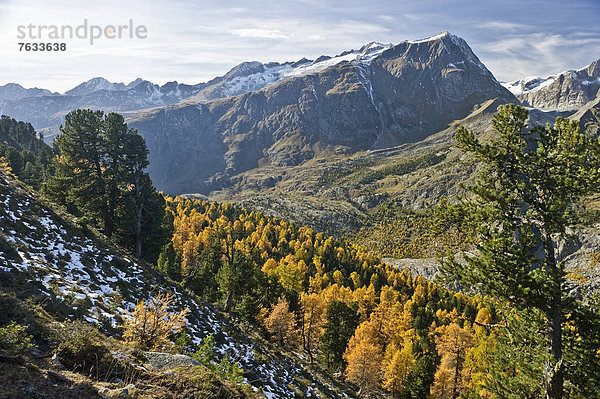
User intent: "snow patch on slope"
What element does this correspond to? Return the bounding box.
[503,76,556,96]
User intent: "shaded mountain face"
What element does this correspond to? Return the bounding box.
[504,59,600,111]
[130,32,516,194]
[572,95,600,138]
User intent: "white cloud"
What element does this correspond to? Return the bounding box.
[476,32,600,81]
[476,21,529,31]
[376,14,396,23]
[231,28,290,39]
[403,13,424,21]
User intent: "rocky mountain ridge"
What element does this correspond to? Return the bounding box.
[0,83,55,100]
[503,59,600,111]
[0,41,396,135]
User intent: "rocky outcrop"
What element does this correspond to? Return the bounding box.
[144,352,199,370]
[571,95,600,138]
[382,257,441,280]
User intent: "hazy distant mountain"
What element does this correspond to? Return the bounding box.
[64,77,128,96]
[0,83,54,100]
[0,78,210,132]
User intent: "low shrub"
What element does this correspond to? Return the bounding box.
[55,320,134,381]
[0,321,33,355]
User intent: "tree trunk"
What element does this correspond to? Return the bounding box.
[548,293,563,399]
[92,136,108,235]
[104,183,117,239]
[543,232,563,399]
[224,291,233,313]
[134,174,143,259]
[104,156,120,239]
[306,320,313,363]
[453,348,461,399]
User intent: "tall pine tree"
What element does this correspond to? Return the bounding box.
[45,109,168,261]
[436,104,600,399]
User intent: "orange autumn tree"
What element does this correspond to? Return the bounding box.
[163,195,499,396]
[431,322,474,398]
[383,342,416,398]
[300,292,326,362]
[265,296,297,346]
[123,293,189,350]
[344,321,383,397]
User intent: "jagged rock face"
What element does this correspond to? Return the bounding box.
[366,33,514,147]
[572,95,600,138]
[130,32,516,194]
[505,59,600,111]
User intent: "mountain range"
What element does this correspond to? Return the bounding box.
[1,32,599,228]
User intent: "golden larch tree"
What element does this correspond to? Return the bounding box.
[344,321,383,397]
[265,296,297,346]
[431,322,474,399]
[123,292,189,350]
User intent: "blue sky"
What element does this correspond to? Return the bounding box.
[1,0,599,92]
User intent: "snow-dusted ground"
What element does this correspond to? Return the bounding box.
[0,177,349,398]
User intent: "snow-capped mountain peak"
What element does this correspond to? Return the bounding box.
[201,41,397,100]
[406,30,450,44]
[503,76,556,96]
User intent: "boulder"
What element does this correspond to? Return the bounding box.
[144,352,199,370]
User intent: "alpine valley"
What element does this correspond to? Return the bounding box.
[3,32,599,235]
